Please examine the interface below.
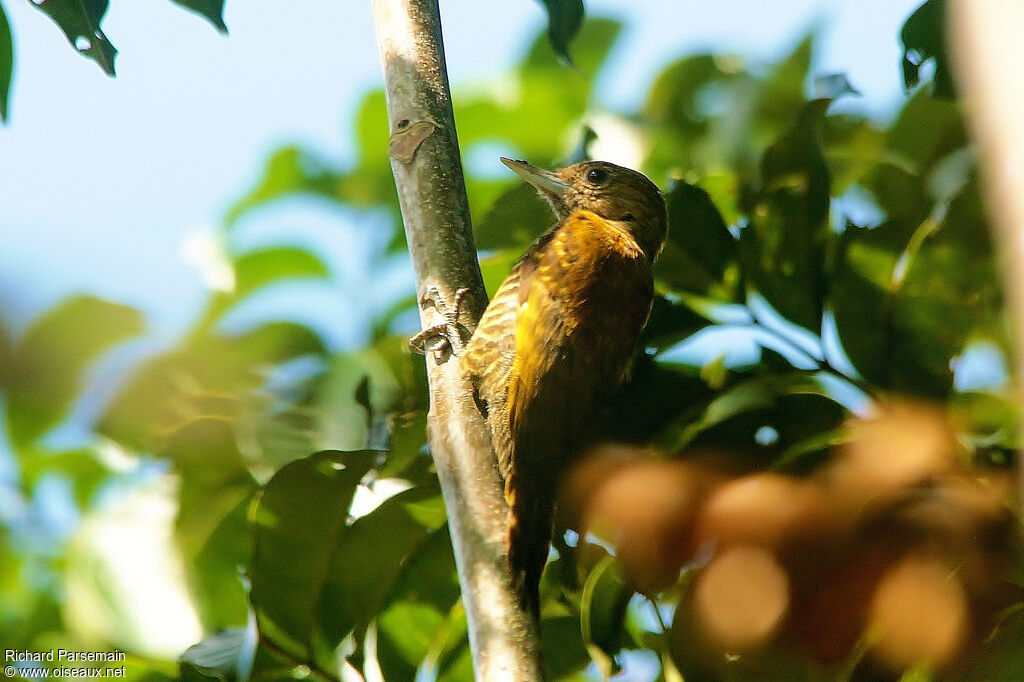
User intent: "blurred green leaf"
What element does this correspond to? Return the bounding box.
[0,3,12,122]
[475,182,553,251]
[224,146,349,228]
[900,0,955,98]
[640,295,710,352]
[534,0,584,65]
[232,247,330,300]
[5,295,143,448]
[580,556,632,678]
[0,317,12,390]
[19,448,108,508]
[170,0,227,32]
[99,322,325,452]
[31,0,117,75]
[250,449,377,663]
[163,418,256,630]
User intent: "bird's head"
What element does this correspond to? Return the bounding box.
[500,157,668,260]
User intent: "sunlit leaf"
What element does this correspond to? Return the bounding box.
[170,0,227,33]
[31,0,117,75]
[5,296,143,448]
[0,4,12,122]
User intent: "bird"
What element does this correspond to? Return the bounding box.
[459,157,669,617]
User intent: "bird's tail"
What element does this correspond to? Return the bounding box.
[506,479,555,620]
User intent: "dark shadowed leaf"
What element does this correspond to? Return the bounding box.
[535,0,584,65]
[250,449,377,663]
[598,357,713,444]
[542,606,591,678]
[5,295,143,448]
[661,372,846,459]
[740,98,832,333]
[900,0,955,98]
[0,4,12,122]
[662,181,737,296]
[170,0,227,32]
[31,0,117,75]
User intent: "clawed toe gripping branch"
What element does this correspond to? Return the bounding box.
[409,285,471,358]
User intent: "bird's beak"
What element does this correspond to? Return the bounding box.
[500,157,568,199]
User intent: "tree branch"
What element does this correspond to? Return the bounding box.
[948,0,1024,507]
[370,0,544,679]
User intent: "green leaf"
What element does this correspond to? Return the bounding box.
[580,556,632,677]
[31,0,117,75]
[900,0,955,98]
[475,182,553,251]
[18,448,109,508]
[375,526,460,678]
[179,629,249,682]
[169,0,227,33]
[5,295,143,448]
[661,372,845,457]
[317,486,446,655]
[660,181,737,296]
[0,3,12,122]
[534,0,584,65]
[250,449,377,663]
[740,98,832,333]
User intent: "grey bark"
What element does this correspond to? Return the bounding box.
[370,0,545,679]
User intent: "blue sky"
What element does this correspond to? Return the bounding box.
[0,0,922,344]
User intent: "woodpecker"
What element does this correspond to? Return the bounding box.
[459,157,668,616]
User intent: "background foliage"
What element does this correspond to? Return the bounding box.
[1,0,1021,680]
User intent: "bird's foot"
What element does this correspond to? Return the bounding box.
[409,286,471,359]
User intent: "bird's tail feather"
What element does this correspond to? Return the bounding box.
[506,479,554,620]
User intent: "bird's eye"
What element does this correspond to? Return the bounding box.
[621,213,635,221]
[586,168,609,185]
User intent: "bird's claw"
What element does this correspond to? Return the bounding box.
[409,286,471,359]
